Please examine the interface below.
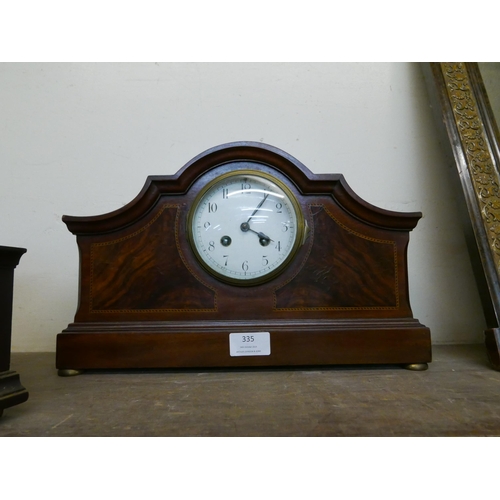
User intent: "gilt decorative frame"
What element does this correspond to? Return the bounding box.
[423,63,500,369]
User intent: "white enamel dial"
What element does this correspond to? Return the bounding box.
[188,170,305,285]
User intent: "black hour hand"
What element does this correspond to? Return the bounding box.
[240,222,273,246]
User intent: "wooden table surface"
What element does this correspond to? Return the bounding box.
[1,344,500,437]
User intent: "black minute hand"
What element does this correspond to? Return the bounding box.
[247,193,269,223]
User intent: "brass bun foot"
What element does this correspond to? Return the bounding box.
[404,363,428,371]
[58,369,84,377]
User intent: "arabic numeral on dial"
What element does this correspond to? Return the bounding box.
[223,255,229,266]
[242,261,249,272]
[208,241,215,251]
[208,202,217,213]
[275,241,281,251]
[222,188,229,199]
[204,221,211,229]
[276,202,282,213]
[241,180,251,191]
[262,256,269,266]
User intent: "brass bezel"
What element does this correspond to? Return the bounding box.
[187,169,306,286]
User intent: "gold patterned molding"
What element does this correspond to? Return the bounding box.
[440,63,500,279]
[423,62,500,370]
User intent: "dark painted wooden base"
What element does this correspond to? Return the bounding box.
[0,370,29,415]
[1,245,28,415]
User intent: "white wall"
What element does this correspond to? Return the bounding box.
[0,62,486,351]
[479,63,500,124]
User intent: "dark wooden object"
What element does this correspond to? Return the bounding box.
[56,142,431,372]
[422,63,500,370]
[0,245,28,416]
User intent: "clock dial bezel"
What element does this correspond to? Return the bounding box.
[187,168,306,286]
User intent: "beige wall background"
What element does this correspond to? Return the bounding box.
[0,62,487,351]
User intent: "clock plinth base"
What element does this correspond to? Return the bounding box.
[56,319,431,372]
[58,369,84,377]
[403,363,428,371]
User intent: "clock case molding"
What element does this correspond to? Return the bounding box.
[56,142,431,372]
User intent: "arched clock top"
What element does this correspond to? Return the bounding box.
[62,141,421,235]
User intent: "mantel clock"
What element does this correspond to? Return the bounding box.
[56,142,431,374]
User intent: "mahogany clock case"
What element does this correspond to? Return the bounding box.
[56,142,431,371]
